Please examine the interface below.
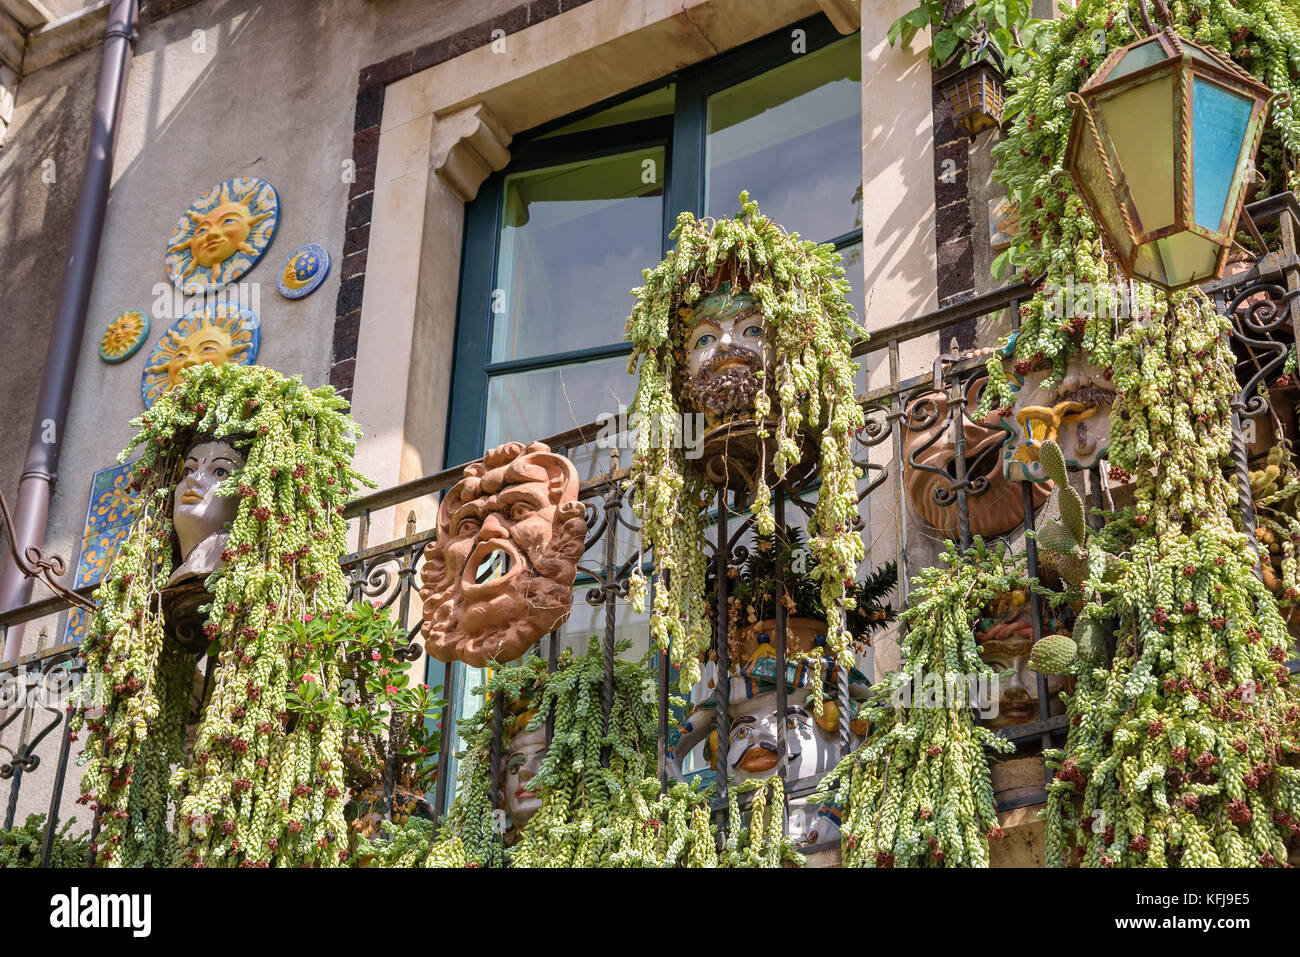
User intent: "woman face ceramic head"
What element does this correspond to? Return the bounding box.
[173,439,245,559]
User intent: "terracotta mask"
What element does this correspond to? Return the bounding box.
[173,440,244,565]
[903,384,1049,538]
[1000,353,1115,482]
[679,281,774,427]
[420,441,587,667]
[974,594,1067,730]
[502,724,547,829]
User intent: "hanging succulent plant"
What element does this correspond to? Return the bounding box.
[625,192,866,690]
[506,640,723,867]
[1043,291,1300,867]
[70,362,371,867]
[980,0,1300,417]
[813,540,1021,867]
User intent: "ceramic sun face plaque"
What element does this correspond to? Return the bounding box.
[140,302,259,408]
[99,309,150,363]
[165,177,279,294]
[420,441,587,668]
[277,243,330,299]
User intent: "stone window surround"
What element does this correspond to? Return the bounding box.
[341,0,941,542]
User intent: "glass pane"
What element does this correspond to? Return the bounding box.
[705,36,862,240]
[493,150,665,363]
[1108,38,1168,80]
[537,84,675,139]
[1192,76,1252,232]
[1098,75,1175,233]
[485,355,636,453]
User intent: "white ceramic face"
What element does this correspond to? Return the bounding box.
[979,643,1066,729]
[727,702,835,783]
[686,311,771,380]
[173,441,244,560]
[503,725,547,826]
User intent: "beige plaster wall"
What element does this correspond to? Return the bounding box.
[855,0,939,677]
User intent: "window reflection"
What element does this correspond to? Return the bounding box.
[494,150,665,363]
[706,37,862,240]
[485,355,635,454]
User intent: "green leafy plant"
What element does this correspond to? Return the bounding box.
[887,0,1034,70]
[70,362,372,867]
[1043,290,1300,868]
[0,814,90,868]
[625,192,866,690]
[813,539,1019,867]
[723,525,897,639]
[275,601,444,825]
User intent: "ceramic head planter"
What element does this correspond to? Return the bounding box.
[501,714,547,838]
[71,362,369,867]
[974,588,1066,729]
[1000,352,1115,482]
[421,441,587,668]
[678,281,775,428]
[625,193,865,686]
[169,437,245,587]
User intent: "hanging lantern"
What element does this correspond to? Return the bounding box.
[1065,27,1276,290]
[937,56,1006,136]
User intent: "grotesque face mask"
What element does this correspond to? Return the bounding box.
[1001,353,1115,482]
[502,724,547,828]
[173,440,244,561]
[420,441,587,667]
[679,282,774,427]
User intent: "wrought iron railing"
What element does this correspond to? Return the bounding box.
[2,192,1297,865]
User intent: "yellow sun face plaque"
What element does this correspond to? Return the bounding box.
[165,178,279,294]
[141,302,260,407]
[99,310,150,363]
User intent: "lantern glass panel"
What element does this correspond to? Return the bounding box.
[1191,75,1254,232]
[1149,230,1221,286]
[1098,75,1176,233]
[1073,126,1134,261]
[1108,38,1169,79]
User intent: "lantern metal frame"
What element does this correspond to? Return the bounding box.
[1065,26,1278,291]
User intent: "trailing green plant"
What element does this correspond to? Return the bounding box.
[507,640,722,867]
[980,0,1300,416]
[424,654,551,868]
[625,192,866,689]
[70,362,371,867]
[0,814,90,868]
[351,814,440,867]
[812,539,1020,867]
[1043,290,1300,867]
[721,777,804,868]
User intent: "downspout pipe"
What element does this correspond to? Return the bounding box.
[0,0,139,663]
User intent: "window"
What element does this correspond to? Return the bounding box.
[436,15,863,804]
[446,16,862,469]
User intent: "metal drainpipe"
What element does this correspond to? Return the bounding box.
[0,0,139,663]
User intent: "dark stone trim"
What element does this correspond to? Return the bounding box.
[329,0,598,403]
[931,70,977,348]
